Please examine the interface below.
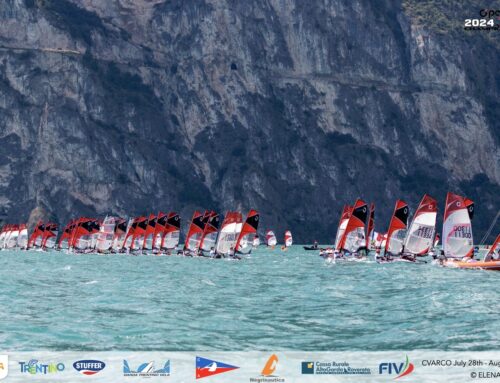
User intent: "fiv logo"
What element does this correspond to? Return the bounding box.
[0,355,8,380]
[379,355,414,379]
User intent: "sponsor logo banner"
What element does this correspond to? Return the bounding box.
[73,359,106,375]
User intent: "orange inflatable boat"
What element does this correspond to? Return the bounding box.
[443,260,500,271]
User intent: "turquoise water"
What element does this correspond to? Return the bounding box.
[0,246,498,351]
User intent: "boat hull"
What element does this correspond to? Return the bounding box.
[444,260,500,270]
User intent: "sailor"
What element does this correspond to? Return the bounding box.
[209,247,216,257]
[313,240,318,249]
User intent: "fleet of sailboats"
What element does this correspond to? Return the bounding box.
[1,195,498,269]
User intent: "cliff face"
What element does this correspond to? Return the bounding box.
[0,0,498,242]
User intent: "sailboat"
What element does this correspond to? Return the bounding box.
[131,216,148,253]
[382,200,409,259]
[122,218,138,252]
[28,221,46,249]
[366,203,375,250]
[338,199,369,257]
[41,223,58,249]
[5,224,19,249]
[334,205,352,251]
[142,214,157,253]
[402,194,437,257]
[199,211,221,253]
[282,230,292,250]
[161,212,181,251]
[215,211,242,257]
[235,210,259,255]
[17,224,28,249]
[96,216,116,253]
[265,230,277,248]
[184,211,206,254]
[111,218,128,252]
[58,220,76,250]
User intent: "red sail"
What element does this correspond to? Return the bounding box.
[366,203,375,248]
[161,212,181,249]
[57,220,76,248]
[131,216,148,250]
[199,211,217,250]
[122,218,138,249]
[41,223,58,248]
[339,199,368,252]
[385,200,409,255]
[71,218,95,249]
[28,221,45,248]
[487,234,500,258]
[184,211,206,251]
[153,212,168,249]
[235,209,259,253]
[142,214,157,250]
[335,205,352,250]
[464,197,474,220]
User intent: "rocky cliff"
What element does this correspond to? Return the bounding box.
[0,0,498,242]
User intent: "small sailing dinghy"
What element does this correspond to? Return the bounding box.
[402,194,437,257]
[265,230,277,248]
[281,230,293,250]
[215,211,242,257]
[440,193,475,268]
[161,212,181,252]
[96,216,116,253]
[235,210,259,255]
[17,224,28,249]
[199,211,221,255]
[184,211,207,255]
[337,199,369,260]
[377,200,410,262]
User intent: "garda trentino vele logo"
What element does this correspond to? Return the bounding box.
[123,360,170,377]
[0,355,8,380]
[73,360,106,375]
[19,359,65,374]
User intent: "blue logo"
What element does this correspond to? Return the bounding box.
[379,356,414,379]
[73,360,105,375]
[196,357,239,379]
[301,362,314,374]
[123,360,170,377]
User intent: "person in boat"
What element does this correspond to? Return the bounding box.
[313,240,318,249]
[209,247,216,258]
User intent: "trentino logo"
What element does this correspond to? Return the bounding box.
[379,355,414,379]
[19,360,65,374]
[73,360,106,375]
[196,356,239,379]
[123,360,170,377]
[0,355,8,380]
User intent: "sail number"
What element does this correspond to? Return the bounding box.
[452,225,472,238]
[415,226,433,239]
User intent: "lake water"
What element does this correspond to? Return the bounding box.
[0,246,498,351]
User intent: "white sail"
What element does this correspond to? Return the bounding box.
[404,211,436,255]
[96,216,116,252]
[17,227,28,248]
[442,197,473,258]
[266,231,277,246]
[216,222,242,255]
[201,232,218,252]
[284,230,293,247]
[5,229,19,248]
[343,227,366,253]
[163,230,179,250]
